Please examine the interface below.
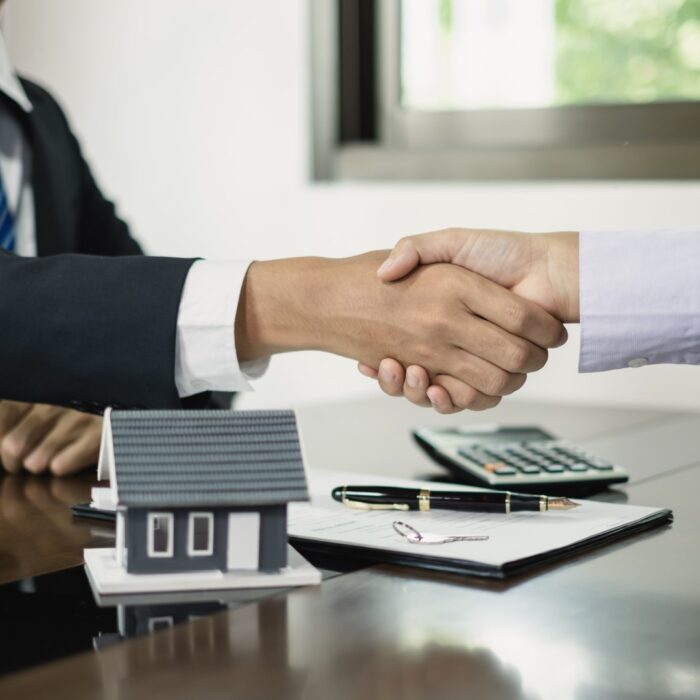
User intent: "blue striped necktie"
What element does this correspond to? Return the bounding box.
[0,172,16,253]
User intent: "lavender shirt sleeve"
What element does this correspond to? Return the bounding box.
[579,230,700,372]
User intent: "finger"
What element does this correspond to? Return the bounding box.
[357,362,379,379]
[553,325,569,348]
[377,229,471,282]
[22,413,83,474]
[451,314,548,374]
[50,430,101,476]
[0,405,61,473]
[441,350,526,397]
[463,275,565,349]
[0,446,23,473]
[431,375,503,412]
[377,358,406,398]
[402,365,432,407]
[425,385,460,415]
[0,401,32,438]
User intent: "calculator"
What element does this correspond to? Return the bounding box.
[412,425,629,495]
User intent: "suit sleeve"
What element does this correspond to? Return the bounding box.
[0,252,197,410]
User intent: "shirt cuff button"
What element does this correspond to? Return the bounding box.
[627,357,648,368]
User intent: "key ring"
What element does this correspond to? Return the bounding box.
[392,520,489,545]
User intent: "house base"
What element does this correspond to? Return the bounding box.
[84,547,321,595]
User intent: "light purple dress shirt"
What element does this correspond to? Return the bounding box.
[579,230,700,372]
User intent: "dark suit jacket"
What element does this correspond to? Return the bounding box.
[0,79,207,411]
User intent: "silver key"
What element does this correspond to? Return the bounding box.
[392,520,489,545]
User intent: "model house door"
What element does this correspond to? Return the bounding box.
[226,512,260,570]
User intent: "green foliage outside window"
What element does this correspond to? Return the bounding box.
[416,0,700,106]
[556,0,700,104]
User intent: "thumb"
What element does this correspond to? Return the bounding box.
[376,244,421,282]
[376,229,474,282]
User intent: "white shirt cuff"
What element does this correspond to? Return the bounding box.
[174,259,270,397]
[579,230,700,372]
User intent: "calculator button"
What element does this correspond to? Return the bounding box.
[586,456,611,466]
[484,462,508,473]
[517,465,541,474]
[542,464,565,473]
[567,462,590,472]
[458,450,485,464]
[589,462,614,471]
[494,466,517,475]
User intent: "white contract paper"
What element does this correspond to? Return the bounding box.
[288,470,670,574]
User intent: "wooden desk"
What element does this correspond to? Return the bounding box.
[0,398,698,699]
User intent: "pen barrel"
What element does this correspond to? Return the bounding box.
[431,491,544,513]
[431,491,510,512]
[509,494,545,512]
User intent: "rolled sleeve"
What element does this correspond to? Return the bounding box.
[174,259,270,397]
[579,230,700,372]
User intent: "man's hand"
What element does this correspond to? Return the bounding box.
[0,401,102,476]
[377,228,580,322]
[359,229,579,412]
[236,251,565,411]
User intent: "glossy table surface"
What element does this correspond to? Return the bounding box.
[0,397,698,699]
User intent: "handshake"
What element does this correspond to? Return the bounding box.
[357,228,579,413]
[0,227,579,478]
[238,227,580,414]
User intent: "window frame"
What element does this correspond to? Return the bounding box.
[187,512,214,557]
[147,512,174,558]
[310,0,700,181]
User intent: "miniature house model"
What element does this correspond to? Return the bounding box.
[84,409,321,595]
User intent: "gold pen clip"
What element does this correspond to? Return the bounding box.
[341,497,410,511]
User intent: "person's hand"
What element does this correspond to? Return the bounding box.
[378,228,580,321]
[236,251,565,411]
[358,229,579,412]
[0,400,102,476]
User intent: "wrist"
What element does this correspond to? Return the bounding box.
[541,232,580,323]
[235,251,392,364]
[235,257,328,361]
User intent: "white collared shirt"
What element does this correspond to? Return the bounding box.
[579,229,700,372]
[0,32,266,398]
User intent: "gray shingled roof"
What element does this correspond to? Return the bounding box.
[110,410,309,507]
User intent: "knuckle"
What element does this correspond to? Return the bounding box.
[1,436,23,460]
[428,315,450,338]
[542,320,564,347]
[453,385,480,410]
[414,342,437,367]
[395,235,414,253]
[504,300,530,334]
[483,370,512,397]
[530,347,548,371]
[378,375,403,397]
[24,459,46,474]
[505,340,533,372]
[50,459,70,476]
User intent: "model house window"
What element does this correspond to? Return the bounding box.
[188,513,214,556]
[148,616,174,633]
[147,513,174,557]
[311,0,700,179]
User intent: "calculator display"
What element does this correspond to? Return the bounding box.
[450,428,553,444]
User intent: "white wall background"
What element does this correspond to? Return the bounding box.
[4,0,700,411]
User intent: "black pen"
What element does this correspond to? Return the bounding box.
[332,485,578,514]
